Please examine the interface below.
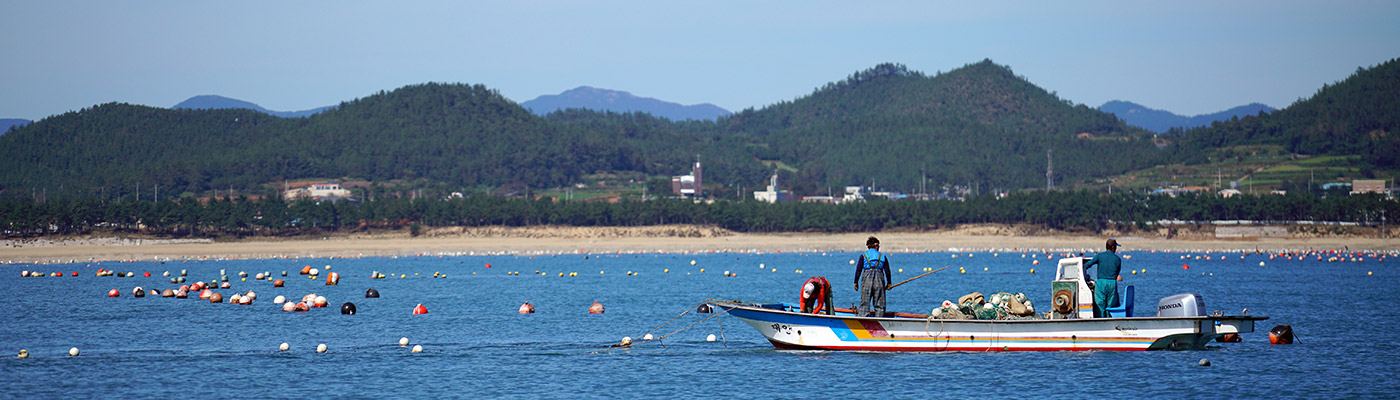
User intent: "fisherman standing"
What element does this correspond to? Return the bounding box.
[853,236,892,317]
[1084,238,1124,318]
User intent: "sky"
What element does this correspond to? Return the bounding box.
[2,1,1398,121]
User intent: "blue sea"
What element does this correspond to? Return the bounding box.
[2,248,1396,399]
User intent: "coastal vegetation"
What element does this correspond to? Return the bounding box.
[3,191,1394,238]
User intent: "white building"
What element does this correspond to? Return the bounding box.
[284,182,352,201]
[753,170,792,203]
[843,186,865,203]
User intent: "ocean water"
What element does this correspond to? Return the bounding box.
[1,249,1396,399]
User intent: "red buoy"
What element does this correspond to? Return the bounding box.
[484,263,492,269]
[107,288,120,297]
[1182,264,1190,269]
[589,301,605,314]
[273,279,285,287]
[144,272,151,277]
[71,271,78,276]
[412,304,429,315]
[519,302,535,314]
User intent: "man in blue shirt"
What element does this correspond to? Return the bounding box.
[853,236,892,317]
[1084,238,1123,318]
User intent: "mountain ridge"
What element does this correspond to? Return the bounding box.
[173,95,335,118]
[522,86,730,121]
[0,118,30,134]
[1099,100,1275,133]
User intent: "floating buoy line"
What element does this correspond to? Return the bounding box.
[592,301,730,353]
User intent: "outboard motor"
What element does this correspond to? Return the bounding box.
[1156,293,1205,317]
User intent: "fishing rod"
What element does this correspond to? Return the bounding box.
[888,266,949,290]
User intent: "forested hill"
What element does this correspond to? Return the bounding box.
[0,83,767,199]
[1171,57,1400,168]
[0,60,1229,200]
[718,61,1162,192]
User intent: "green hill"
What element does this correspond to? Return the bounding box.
[18,59,1394,202]
[1172,57,1400,169]
[722,61,1161,192]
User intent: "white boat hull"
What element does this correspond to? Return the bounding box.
[712,300,1263,351]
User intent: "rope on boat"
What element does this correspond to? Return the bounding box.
[591,301,730,353]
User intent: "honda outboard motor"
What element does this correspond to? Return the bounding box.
[1156,293,1205,317]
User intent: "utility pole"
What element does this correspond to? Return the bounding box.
[1046,148,1054,191]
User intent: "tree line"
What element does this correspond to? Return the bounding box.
[4,191,1395,238]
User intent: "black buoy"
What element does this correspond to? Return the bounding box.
[341,302,357,315]
[1269,324,1295,344]
[697,303,713,313]
[365,288,380,298]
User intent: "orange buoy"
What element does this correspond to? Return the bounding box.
[589,301,605,314]
[273,279,285,287]
[519,302,535,314]
[199,289,213,300]
[412,304,429,314]
[107,288,120,297]
[1216,333,1241,342]
[300,265,311,275]
[162,289,175,297]
[209,292,224,303]
[282,302,297,312]
[326,272,339,286]
[314,296,328,308]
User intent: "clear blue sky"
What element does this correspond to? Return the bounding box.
[3,1,1398,121]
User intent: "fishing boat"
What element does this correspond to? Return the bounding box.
[709,257,1266,351]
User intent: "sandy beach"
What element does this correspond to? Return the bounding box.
[2,224,1396,264]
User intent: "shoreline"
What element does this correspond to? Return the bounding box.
[3,226,1396,264]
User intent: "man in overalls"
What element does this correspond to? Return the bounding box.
[1084,238,1124,318]
[854,236,892,317]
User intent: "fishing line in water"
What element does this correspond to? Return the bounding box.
[591,302,730,353]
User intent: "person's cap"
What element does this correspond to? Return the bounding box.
[1107,238,1121,247]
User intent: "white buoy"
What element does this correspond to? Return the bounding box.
[411,345,423,353]
[643,333,654,340]
[706,334,717,342]
[690,260,696,266]
[316,344,327,353]
[273,295,286,304]
[68,347,79,356]
[1259,261,1266,266]
[18,349,29,359]
[399,337,410,347]
[279,343,289,351]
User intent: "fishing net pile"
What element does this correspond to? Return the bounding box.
[927,291,1037,320]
